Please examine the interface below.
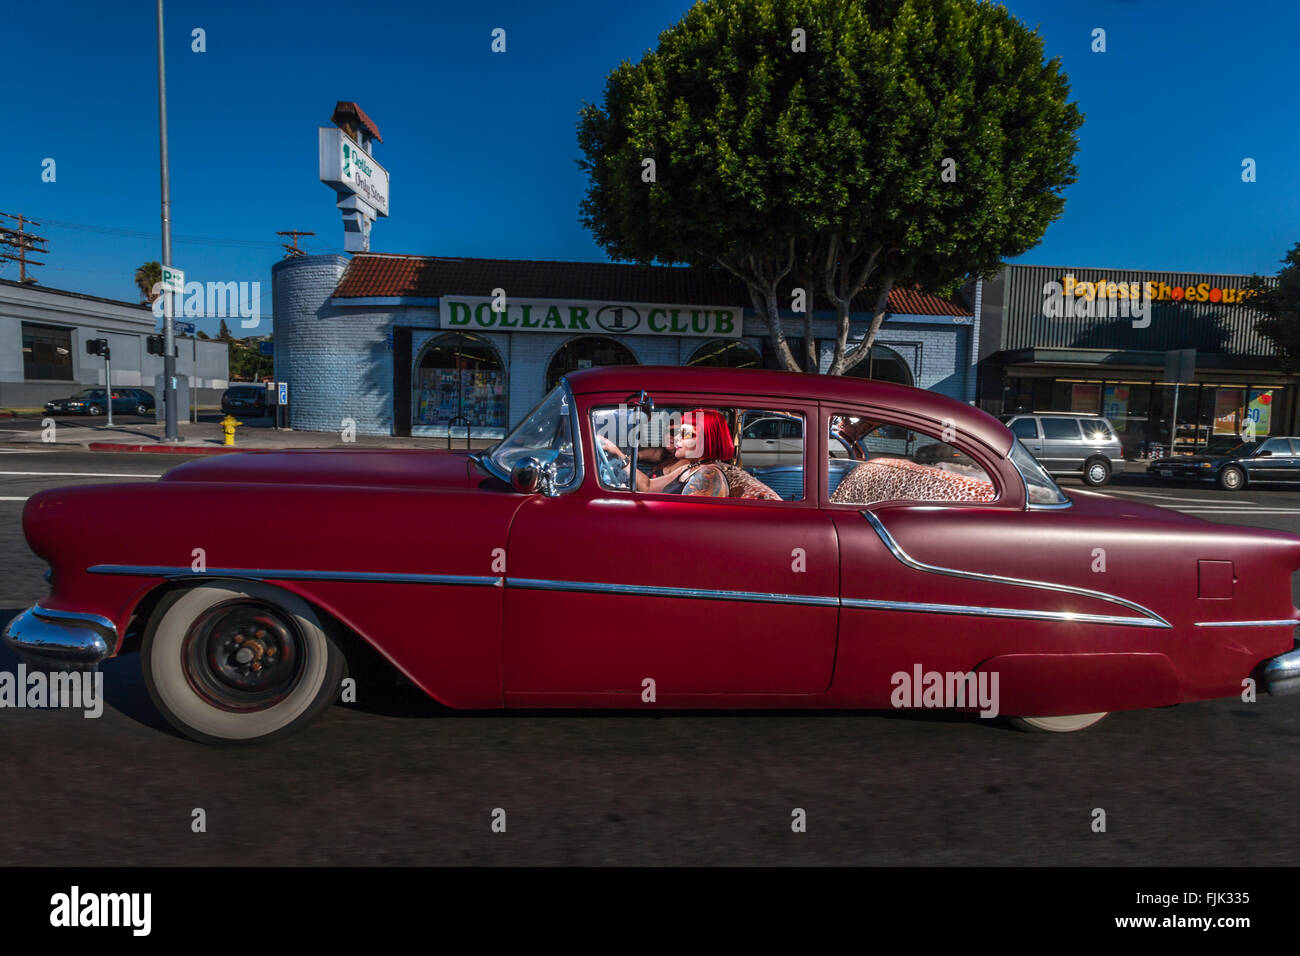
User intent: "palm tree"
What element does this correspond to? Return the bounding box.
[134,261,163,304]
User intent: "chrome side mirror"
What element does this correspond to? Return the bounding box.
[511,456,558,496]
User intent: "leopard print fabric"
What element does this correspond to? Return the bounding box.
[830,457,996,505]
[717,463,782,500]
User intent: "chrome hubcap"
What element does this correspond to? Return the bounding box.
[181,600,304,711]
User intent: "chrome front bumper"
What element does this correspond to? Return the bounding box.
[1263,641,1300,696]
[1,605,117,670]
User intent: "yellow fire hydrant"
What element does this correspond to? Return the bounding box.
[221,414,243,446]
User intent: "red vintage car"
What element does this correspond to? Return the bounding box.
[6,365,1300,743]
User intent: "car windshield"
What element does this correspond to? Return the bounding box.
[487,384,578,487]
[1205,438,1256,456]
[1009,439,1069,506]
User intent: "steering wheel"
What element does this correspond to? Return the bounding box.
[594,438,629,489]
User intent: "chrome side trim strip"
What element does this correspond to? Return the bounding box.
[1193,619,1300,628]
[841,597,1165,628]
[506,577,840,607]
[87,565,504,587]
[858,509,1173,629]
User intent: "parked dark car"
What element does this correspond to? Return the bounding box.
[221,385,269,415]
[44,387,154,417]
[1147,436,1300,490]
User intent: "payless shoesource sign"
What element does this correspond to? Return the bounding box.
[442,297,742,339]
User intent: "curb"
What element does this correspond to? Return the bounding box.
[89,442,245,456]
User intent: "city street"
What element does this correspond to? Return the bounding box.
[1,449,1298,866]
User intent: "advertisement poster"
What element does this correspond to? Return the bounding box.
[1070,383,1100,413]
[1213,388,1244,435]
[1101,384,1128,423]
[1248,389,1273,437]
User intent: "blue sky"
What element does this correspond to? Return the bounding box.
[4,0,1298,334]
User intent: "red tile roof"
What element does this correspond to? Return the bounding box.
[332,254,971,317]
[331,101,382,143]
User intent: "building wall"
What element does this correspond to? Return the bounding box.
[273,256,975,436]
[0,282,230,408]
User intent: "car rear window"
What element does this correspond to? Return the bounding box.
[1082,419,1113,441]
[1041,417,1082,440]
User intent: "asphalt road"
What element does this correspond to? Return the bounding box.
[2,449,1300,866]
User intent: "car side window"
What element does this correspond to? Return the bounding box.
[1009,418,1038,439]
[1041,417,1082,440]
[827,412,997,505]
[1258,438,1291,456]
[591,404,800,501]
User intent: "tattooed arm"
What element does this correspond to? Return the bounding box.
[681,463,729,497]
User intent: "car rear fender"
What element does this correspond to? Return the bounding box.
[976,652,1183,717]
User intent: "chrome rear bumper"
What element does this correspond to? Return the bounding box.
[1,605,117,670]
[1263,641,1300,696]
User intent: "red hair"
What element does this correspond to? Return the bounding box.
[681,408,734,461]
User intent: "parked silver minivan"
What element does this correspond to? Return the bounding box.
[999,412,1124,486]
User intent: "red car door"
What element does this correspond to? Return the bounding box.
[503,395,838,699]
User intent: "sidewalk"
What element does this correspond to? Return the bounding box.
[0,417,496,455]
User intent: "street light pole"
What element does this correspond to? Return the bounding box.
[156,0,178,441]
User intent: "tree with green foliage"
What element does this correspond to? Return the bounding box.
[578,0,1082,373]
[218,319,233,342]
[227,339,273,382]
[1247,243,1300,372]
[134,261,162,304]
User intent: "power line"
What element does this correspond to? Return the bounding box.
[31,215,344,254]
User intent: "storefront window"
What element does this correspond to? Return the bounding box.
[413,332,507,434]
[687,340,760,368]
[843,345,914,386]
[546,336,637,390]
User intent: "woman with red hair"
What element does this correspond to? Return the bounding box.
[662,408,736,497]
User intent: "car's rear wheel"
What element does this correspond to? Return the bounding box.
[1082,457,1111,487]
[1009,712,1108,733]
[135,403,150,416]
[142,582,345,744]
[1218,466,1245,491]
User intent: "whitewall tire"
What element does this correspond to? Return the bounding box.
[142,582,345,744]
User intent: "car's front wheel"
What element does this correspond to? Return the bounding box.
[1082,457,1111,487]
[1008,712,1108,733]
[1218,466,1246,491]
[142,582,346,744]
[87,404,103,416]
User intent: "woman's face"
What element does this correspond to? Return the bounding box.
[672,421,700,459]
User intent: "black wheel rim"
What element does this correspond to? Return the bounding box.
[181,600,305,711]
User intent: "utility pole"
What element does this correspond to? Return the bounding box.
[156,0,178,441]
[277,230,315,258]
[0,213,47,284]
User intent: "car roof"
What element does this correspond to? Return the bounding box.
[564,365,1013,455]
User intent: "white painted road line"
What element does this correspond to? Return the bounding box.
[0,471,164,479]
[0,496,29,502]
[1103,489,1261,505]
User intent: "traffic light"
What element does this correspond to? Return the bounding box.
[85,338,110,359]
[147,334,165,356]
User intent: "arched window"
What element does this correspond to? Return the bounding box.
[844,344,914,386]
[687,340,760,369]
[413,332,507,433]
[546,336,638,390]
